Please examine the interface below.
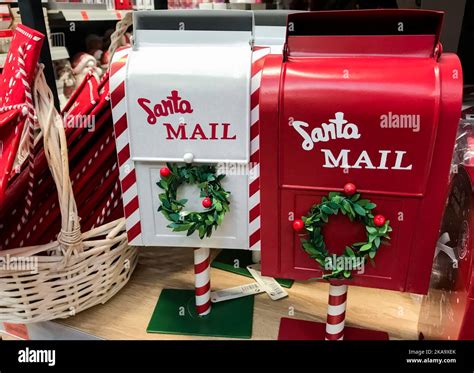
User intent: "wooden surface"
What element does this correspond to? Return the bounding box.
[57,247,422,340]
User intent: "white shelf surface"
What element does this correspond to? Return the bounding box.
[0,46,69,68]
[51,9,131,21]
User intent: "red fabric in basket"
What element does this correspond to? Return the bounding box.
[0,25,44,209]
[0,69,125,250]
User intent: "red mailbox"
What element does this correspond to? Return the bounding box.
[260,9,463,296]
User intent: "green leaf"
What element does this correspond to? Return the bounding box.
[215,202,223,212]
[302,241,317,254]
[345,246,355,257]
[328,202,340,210]
[162,199,171,209]
[374,236,381,247]
[365,203,377,209]
[198,225,206,239]
[369,250,377,259]
[360,243,372,252]
[351,193,360,202]
[342,200,354,216]
[158,193,167,203]
[357,199,370,206]
[366,226,377,234]
[328,192,340,199]
[343,270,351,278]
[169,213,180,222]
[321,205,335,215]
[173,223,192,232]
[353,203,366,216]
[186,224,197,236]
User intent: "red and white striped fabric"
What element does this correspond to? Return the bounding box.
[325,284,348,340]
[248,47,270,252]
[194,247,211,316]
[109,47,143,245]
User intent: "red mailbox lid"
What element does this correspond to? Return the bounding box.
[281,10,444,197]
[281,57,438,196]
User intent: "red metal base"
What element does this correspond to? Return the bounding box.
[278,317,389,340]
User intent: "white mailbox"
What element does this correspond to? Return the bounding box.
[254,10,301,53]
[110,10,257,250]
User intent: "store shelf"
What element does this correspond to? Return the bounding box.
[0,46,69,68]
[49,8,131,22]
[6,247,421,341]
[51,45,69,60]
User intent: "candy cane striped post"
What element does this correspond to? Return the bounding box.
[194,247,211,316]
[248,47,270,254]
[325,284,348,340]
[17,43,37,225]
[109,47,143,245]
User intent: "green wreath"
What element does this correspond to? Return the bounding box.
[294,186,392,280]
[157,163,230,239]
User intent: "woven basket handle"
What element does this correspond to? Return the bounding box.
[33,66,82,260]
[108,12,133,62]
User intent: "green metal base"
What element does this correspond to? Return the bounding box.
[147,289,254,339]
[211,250,294,288]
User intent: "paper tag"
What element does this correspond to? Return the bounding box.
[247,264,288,301]
[211,282,264,303]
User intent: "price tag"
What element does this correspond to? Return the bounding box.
[247,264,288,301]
[211,282,264,303]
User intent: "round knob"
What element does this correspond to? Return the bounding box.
[183,153,194,164]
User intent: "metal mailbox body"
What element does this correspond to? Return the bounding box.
[259,10,463,294]
[110,10,256,249]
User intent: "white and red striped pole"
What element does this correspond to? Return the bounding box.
[17,43,37,225]
[325,284,348,340]
[194,247,211,316]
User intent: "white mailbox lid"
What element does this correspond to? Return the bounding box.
[126,10,253,164]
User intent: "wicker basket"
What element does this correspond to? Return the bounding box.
[0,63,138,323]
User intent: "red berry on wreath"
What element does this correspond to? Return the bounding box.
[343,183,356,196]
[160,167,171,177]
[373,214,386,227]
[202,197,212,208]
[292,219,305,232]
